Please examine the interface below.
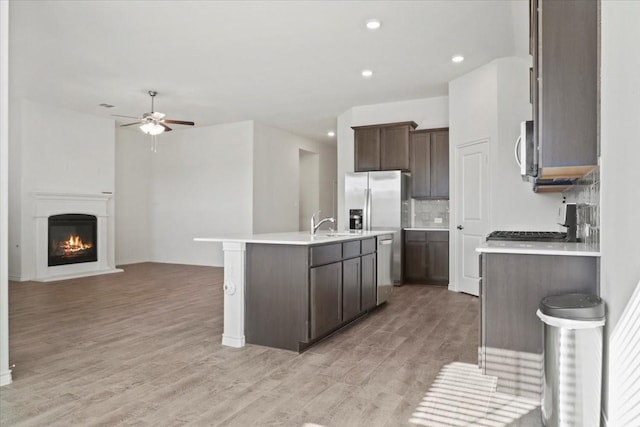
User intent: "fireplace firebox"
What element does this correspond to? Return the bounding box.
[48,214,98,266]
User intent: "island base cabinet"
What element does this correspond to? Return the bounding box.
[245,244,310,351]
[342,258,361,322]
[310,262,343,340]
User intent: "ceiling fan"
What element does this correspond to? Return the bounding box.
[113,91,195,136]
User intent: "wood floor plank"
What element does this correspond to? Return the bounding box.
[1,263,480,426]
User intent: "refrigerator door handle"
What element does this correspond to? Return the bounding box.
[367,188,372,230]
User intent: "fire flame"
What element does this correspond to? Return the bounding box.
[61,235,93,254]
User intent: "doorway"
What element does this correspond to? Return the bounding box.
[299,149,319,231]
[454,140,490,296]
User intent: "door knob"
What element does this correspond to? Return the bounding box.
[457,225,464,230]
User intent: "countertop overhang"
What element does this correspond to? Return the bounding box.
[476,240,600,257]
[404,227,449,232]
[194,230,396,246]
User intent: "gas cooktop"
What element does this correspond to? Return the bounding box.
[486,231,568,242]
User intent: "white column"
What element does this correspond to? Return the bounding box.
[221,241,246,348]
[0,0,13,386]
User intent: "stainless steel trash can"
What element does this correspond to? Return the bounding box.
[536,294,605,427]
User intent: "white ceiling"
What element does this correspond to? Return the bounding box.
[9,0,529,142]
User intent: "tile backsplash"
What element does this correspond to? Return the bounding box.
[563,166,600,246]
[413,199,449,228]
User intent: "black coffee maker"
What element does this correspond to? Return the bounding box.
[349,209,363,230]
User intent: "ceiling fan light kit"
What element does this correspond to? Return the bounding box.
[115,91,195,147]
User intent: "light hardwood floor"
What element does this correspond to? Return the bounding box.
[1,263,479,426]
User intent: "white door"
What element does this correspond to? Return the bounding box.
[455,140,490,296]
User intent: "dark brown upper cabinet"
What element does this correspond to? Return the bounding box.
[532,0,597,181]
[410,128,449,199]
[353,121,417,172]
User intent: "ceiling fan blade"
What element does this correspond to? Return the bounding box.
[160,123,173,132]
[112,114,140,119]
[120,122,141,127]
[164,119,195,126]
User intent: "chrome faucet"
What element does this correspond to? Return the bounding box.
[310,211,336,235]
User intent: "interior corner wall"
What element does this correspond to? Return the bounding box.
[1,0,12,386]
[336,97,449,229]
[148,121,254,267]
[600,2,640,423]
[9,99,115,281]
[253,122,336,234]
[115,129,152,265]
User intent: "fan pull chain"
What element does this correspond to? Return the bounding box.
[151,135,158,153]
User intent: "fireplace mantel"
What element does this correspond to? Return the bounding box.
[33,191,122,282]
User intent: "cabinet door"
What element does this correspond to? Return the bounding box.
[361,253,376,310]
[538,0,597,173]
[410,131,431,198]
[404,241,427,283]
[354,128,381,172]
[430,130,449,199]
[426,232,449,283]
[342,257,361,321]
[380,125,410,171]
[310,262,342,339]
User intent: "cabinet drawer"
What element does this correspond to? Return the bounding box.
[361,238,376,255]
[426,231,448,242]
[342,240,361,259]
[310,243,342,267]
[405,231,426,242]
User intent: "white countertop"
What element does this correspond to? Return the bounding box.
[476,240,600,257]
[405,227,449,232]
[194,230,396,246]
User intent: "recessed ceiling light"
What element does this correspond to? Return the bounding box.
[366,19,381,30]
[327,131,336,137]
[361,69,373,78]
[451,55,465,63]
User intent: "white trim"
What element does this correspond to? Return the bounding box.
[0,369,12,387]
[221,335,246,348]
[36,267,123,283]
[0,0,12,387]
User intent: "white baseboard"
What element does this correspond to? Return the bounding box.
[0,369,12,386]
[34,267,123,283]
[222,334,245,348]
[8,274,27,282]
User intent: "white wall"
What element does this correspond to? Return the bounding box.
[448,57,562,290]
[9,99,115,280]
[1,0,12,387]
[253,122,336,234]
[115,129,152,265]
[298,149,319,231]
[600,2,640,423]
[149,121,254,267]
[336,96,449,229]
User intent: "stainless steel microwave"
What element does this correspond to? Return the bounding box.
[515,120,536,180]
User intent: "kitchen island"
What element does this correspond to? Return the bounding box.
[476,241,600,398]
[195,230,394,351]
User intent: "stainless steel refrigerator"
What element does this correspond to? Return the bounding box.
[345,171,410,283]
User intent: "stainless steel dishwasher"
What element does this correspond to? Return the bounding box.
[376,234,393,305]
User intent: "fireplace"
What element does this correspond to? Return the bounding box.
[48,214,97,266]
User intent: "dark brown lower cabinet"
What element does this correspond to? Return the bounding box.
[310,262,342,340]
[245,237,381,352]
[361,253,376,310]
[342,257,361,322]
[403,230,449,284]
